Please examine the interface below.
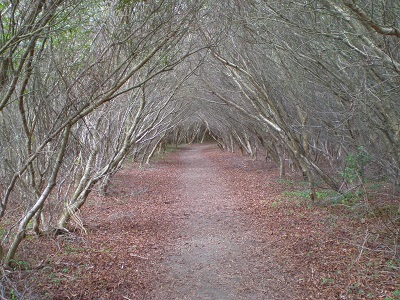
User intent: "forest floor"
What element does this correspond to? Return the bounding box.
[8,143,400,299]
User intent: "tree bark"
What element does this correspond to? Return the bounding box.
[4,125,71,266]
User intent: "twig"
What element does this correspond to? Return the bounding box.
[356,227,369,261]
[394,230,399,258]
[129,254,148,260]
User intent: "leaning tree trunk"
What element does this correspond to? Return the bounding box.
[279,152,286,180]
[57,179,96,229]
[57,150,97,229]
[31,204,49,235]
[4,125,70,266]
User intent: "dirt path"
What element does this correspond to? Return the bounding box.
[16,143,398,299]
[146,144,299,299]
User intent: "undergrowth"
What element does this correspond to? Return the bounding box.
[269,176,400,299]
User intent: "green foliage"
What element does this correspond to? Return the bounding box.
[270,201,280,208]
[10,259,29,271]
[341,146,372,184]
[282,189,338,201]
[0,226,6,239]
[164,144,179,153]
[10,289,17,300]
[51,3,96,52]
[49,273,62,284]
[272,188,341,209]
[386,259,400,271]
[367,204,400,221]
[321,277,335,285]
[331,190,365,205]
[278,179,307,187]
[116,0,143,10]
[64,244,84,254]
[282,190,310,199]
[279,186,369,207]
[384,289,400,300]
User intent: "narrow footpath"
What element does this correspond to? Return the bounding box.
[25,143,394,299]
[146,144,299,299]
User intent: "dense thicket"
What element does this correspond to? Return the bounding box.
[0,0,398,267]
[192,0,400,200]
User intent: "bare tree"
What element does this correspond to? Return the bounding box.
[0,0,206,266]
[179,0,399,199]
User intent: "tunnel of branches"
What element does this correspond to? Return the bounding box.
[0,0,399,264]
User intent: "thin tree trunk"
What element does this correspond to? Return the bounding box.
[279,154,286,180]
[57,180,96,229]
[4,125,71,266]
[146,139,163,164]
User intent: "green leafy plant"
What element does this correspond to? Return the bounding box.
[65,244,84,254]
[282,190,310,199]
[10,289,18,300]
[321,277,335,285]
[384,290,400,300]
[49,273,62,284]
[341,146,372,185]
[333,190,365,205]
[271,201,280,208]
[386,259,400,271]
[0,227,6,240]
[10,259,29,271]
[116,0,143,10]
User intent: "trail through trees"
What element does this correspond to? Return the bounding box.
[5,143,398,299]
[146,144,300,299]
[1,0,399,271]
